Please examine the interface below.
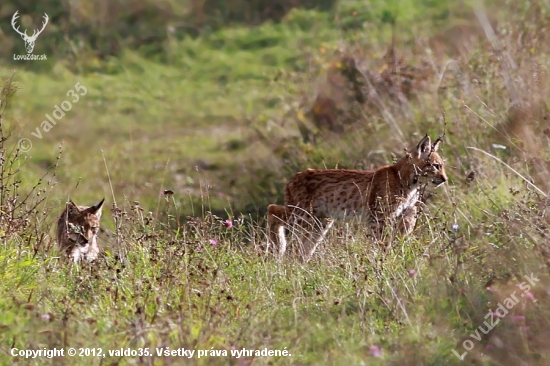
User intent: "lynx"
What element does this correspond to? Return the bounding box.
[57,198,105,263]
[267,135,447,262]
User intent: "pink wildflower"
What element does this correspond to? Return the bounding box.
[369,345,383,358]
[512,315,525,323]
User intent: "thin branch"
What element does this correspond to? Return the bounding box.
[467,146,547,197]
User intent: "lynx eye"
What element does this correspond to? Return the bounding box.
[433,163,440,170]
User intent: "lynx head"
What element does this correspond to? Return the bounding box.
[409,134,448,187]
[59,198,104,248]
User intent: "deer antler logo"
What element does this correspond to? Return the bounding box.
[11,11,49,54]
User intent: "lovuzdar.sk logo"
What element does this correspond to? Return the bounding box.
[11,10,48,61]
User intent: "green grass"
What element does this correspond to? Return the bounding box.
[1,1,462,218]
[1,0,550,364]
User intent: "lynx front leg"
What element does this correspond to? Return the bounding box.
[294,216,335,263]
[301,219,334,263]
[398,205,418,235]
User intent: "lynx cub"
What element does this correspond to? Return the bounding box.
[57,198,104,262]
[267,135,447,262]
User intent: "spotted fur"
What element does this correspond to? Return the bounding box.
[267,135,447,262]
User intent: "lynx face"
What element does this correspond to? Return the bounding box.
[57,198,104,263]
[413,136,447,187]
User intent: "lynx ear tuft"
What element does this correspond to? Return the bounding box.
[66,200,82,216]
[86,198,105,217]
[432,136,443,152]
[416,134,432,157]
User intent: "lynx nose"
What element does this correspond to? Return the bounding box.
[433,175,447,186]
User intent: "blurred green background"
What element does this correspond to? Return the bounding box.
[0,0,494,225]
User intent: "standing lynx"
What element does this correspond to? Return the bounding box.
[267,135,447,262]
[57,198,105,263]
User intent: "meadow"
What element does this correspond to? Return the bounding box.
[1,0,550,364]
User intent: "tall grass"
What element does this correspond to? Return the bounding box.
[1,0,550,365]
